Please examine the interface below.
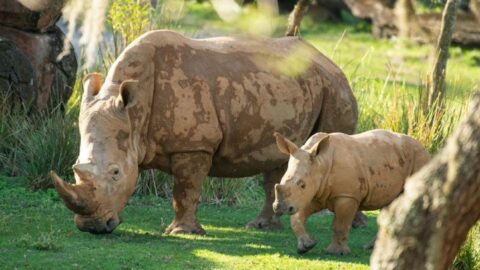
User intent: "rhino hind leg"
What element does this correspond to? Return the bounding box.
[246,165,286,230]
[352,211,368,228]
[165,152,212,235]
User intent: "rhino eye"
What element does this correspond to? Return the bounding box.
[297,180,306,189]
[109,166,121,181]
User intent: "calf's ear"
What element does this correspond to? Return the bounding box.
[116,80,139,110]
[274,132,298,155]
[308,135,330,157]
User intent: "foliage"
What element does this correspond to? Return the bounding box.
[454,224,480,270]
[106,0,186,64]
[0,87,80,189]
[108,0,151,46]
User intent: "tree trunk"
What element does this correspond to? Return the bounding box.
[471,0,480,23]
[371,91,480,270]
[285,0,311,36]
[426,0,459,110]
[394,0,416,38]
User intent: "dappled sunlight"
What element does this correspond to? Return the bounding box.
[117,227,158,236]
[245,243,273,250]
[211,0,279,36]
[255,43,315,77]
[193,249,369,270]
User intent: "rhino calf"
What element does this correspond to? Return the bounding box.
[272,129,430,255]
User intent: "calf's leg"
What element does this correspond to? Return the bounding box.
[165,152,212,235]
[246,165,286,229]
[326,197,358,255]
[291,203,319,254]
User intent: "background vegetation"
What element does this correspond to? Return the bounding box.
[0,0,479,269]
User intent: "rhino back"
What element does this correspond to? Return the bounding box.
[327,130,422,210]
[141,31,352,177]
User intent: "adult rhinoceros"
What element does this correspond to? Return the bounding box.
[51,30,360,234]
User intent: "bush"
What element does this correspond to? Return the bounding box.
[354,78,465,153]
[0,85,80,190]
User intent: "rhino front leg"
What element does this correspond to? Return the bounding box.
[165,152,212,235]
[246,165,286,230]
[326,197,358,255]
[291,203,319,254]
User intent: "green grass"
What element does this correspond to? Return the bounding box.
[0,180,377,269]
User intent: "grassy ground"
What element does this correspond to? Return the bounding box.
[1,1,479,269]
[0,180,377,269]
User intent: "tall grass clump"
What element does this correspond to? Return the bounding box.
[454,223,480,270]
[136,170,262,207]
[12,110,79,189]
[0,84,81,190]
[354,77,466,153]
[104,0,185,66]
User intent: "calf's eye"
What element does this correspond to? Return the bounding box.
[109,166,121,181]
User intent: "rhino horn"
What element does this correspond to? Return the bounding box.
[50,171,95,215]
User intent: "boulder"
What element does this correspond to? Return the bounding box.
[0,0,62,32]
[0,25,77,111]
[0,37,36,109]
[343,0,480,46]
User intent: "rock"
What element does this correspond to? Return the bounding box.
[0,0,62,32]
[0,37,36,109]
[343,0,480,47]
[0,25,77,111]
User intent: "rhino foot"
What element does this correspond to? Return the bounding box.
[352,211,368,229]
[246,216,283,230]
[325,243,351,255]
[297,235,317,254]
[165,222,206,235]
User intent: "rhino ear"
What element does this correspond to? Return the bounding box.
[274,132,298,155]
[116,80,139,110]
[308,135,330,157]
[83,73,103,98]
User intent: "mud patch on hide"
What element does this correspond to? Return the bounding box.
[384,163,394,170]
[115,130,129,153]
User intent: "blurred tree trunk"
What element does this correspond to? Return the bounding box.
[471,0,480,23]
[426,0,459,111]
[371,92,480,270]
[285,0,311,36]
[394,0,417,38]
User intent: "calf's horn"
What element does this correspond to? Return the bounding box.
[50,171,95,215]
[274,184,284,199]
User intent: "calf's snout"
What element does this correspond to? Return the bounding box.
[273,200,297,215]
